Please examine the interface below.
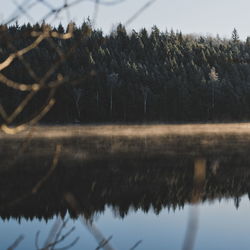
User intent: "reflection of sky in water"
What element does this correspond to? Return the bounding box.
[1,195,250,250]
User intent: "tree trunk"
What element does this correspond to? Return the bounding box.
[144,93,147,116]
[110,87,113,117]
[96,90,99,106]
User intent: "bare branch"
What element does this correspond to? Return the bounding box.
[0,143,61,209]
[41,226,77,250]
[32,144,62,194]
[125,0,157,27]
[129,240,143,250]
[0,34,46,71]
[35,231,41,250]
[7,235,24,250]
[64,192,115,250]
[96,235,113,250]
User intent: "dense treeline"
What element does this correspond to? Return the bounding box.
[1,22,250,123]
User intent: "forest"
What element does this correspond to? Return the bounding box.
[1,22,250,123]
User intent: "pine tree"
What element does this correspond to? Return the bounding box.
[232,28,239,43]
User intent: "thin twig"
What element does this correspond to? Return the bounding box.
[129,240,143,250]
[52,236,79,250]
[7,235,24,250]
[35,231,41,250]
[32,144,62,194]
[0,143,62,209]
[92,0,100,27]
[0,33,46,71]
[64,192,115,250]
[41,226,77,250]
[125,0,157,27]
[96,235,113,250]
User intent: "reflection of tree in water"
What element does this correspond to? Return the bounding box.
[1,146,250,221]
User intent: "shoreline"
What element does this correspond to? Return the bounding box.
[2,122,250,138]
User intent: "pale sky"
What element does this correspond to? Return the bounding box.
[2,0,250,40]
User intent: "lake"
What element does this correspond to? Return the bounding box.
[1,124,250,250]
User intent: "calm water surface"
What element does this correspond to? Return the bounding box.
[1,125,250,250]
[2,197,250,250]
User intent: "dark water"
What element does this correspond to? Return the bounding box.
[1,127,250,249]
